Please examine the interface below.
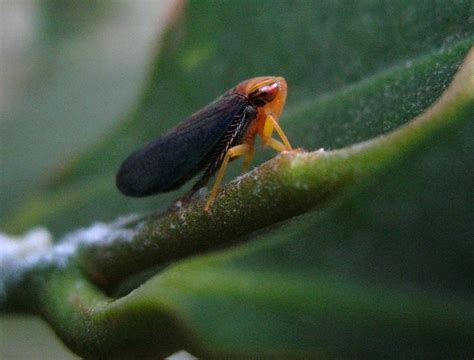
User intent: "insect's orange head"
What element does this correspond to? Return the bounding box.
[235,76,287,120]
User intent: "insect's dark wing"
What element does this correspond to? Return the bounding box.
[116,93,250,197]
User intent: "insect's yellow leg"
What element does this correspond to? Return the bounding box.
[205,144,249,211]
[261,115,274,146]
[241,144,255,173]
[268,115,292,150]
[266,138,286,152]
[262,115,292,151]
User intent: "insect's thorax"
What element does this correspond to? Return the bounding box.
[241,106,265,145]
[236,77,287,145]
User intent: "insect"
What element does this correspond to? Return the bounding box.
[116,76,293,211]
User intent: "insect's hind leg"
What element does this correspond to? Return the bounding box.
[205,144,249,211]
[241,143,255,173]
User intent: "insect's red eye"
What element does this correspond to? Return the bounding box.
[249,82,279,106]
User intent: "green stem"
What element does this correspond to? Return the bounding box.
[17,264,186,358]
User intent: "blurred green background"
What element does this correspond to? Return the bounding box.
[1,0,473,358]
[1,1,174,358]
[1,0,174,222]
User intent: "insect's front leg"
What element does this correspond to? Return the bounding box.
[205,144,250,211]
[261,114,292,151]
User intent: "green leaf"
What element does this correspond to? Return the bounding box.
[2,1,474,359]
[16,50,471,358]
